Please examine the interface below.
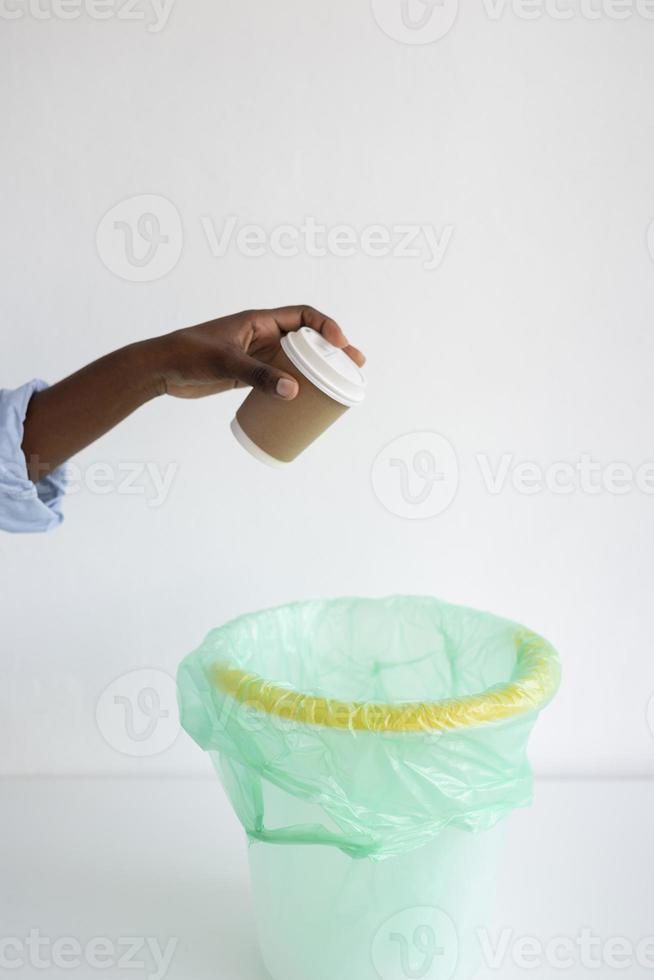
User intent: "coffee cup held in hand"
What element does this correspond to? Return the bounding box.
[231,327,366,465]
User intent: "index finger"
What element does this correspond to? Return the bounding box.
[269,305,350,350]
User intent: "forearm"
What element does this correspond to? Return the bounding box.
[18,306,361,484]
[21,340,163,481]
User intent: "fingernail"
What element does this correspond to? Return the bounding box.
[276,378,298,399]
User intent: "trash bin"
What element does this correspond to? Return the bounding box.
[177,596,560,980]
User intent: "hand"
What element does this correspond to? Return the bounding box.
[21,305,365,481]
[150,306,366,401]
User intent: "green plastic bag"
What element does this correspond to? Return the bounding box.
[178,596,560,980]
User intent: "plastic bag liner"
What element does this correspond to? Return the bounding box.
[177,596,560,980]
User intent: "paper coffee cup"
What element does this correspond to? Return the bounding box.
[231,327,366,465]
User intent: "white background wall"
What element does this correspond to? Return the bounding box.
[1,0,654,778]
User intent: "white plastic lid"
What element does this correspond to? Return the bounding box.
[280,327,366,407]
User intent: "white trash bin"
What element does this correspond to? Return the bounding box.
[178,596,560,980]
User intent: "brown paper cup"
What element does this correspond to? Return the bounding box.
[233,346,349,464]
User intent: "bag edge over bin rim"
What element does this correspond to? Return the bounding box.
[201,596,561,734]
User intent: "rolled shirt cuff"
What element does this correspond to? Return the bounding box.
[0,379,68,533]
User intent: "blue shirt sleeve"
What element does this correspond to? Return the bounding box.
[0,380,68,533]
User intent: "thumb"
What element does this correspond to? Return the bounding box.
[224,349,299,400]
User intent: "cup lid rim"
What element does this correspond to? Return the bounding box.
[281,328,366,406]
